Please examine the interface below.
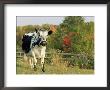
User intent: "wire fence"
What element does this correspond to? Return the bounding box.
[16,51,94,69]
[16,51,87,60]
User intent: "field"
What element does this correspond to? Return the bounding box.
[16,58,94,74]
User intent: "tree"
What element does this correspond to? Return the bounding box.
[41,24,50,30]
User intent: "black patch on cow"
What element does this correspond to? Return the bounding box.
[32,37,41,47]
[22,35,32,53]
[22,34,43,53]
[40,41,47,46]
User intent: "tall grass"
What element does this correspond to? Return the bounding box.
[16,58,94,74]
[49,49,68,73]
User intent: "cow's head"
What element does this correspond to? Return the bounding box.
[35,28,53,46]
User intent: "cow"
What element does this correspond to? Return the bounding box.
[22,28,53,72]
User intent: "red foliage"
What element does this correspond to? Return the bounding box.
[63,36,71,47]
[62,32,78,52]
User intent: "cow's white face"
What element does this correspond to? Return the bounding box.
[38,30,48,41]
[35,28,53,46]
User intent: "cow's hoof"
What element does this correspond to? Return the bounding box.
[33,65,37,71]
[42,69,45,72]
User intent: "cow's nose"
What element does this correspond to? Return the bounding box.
[41,41,47,46]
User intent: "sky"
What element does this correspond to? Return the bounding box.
[17,16,94,26]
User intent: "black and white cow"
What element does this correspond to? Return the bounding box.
[22,28,53,72]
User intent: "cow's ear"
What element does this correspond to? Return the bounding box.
[48,30,53,35]
[35,28,38,33]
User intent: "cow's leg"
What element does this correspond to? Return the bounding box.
[29,58,34,69]
[41,57,45,72]
[32,51,37,70]
[34,56,37,66]
[33,57,37,70]
[41,47,46,72]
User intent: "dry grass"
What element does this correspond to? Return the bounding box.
[16,59,94,74]
[50,49,69,73]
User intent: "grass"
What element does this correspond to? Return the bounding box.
[16,58,94,74]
